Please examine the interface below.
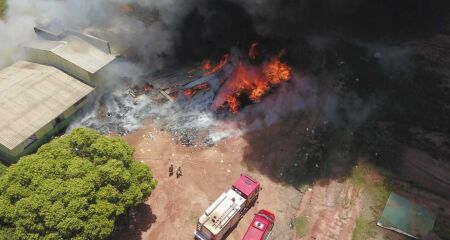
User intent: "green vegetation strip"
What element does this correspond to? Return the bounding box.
[350,160,390,240]
[352,217,377,240]
[293,213,310,238]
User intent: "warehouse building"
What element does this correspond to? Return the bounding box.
[24,32,116,83]
[0,61,94,163]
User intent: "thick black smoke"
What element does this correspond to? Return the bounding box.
[172,0,450,65]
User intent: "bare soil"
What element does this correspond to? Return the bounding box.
[117,123,302,240]
[296,180,363,240]
[111,117,450,240]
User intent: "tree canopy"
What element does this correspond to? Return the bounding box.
[0,128,157,240]
[0,0,6,18]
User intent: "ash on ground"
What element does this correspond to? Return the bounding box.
[70,71,237,146]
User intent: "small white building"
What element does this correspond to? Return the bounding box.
[0,61,94,163]
[24,33,116,83]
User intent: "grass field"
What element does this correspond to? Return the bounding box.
[350,160,391,240]
[293,212,310,238]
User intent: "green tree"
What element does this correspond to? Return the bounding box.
[0,128,157,240]
[0,0,6,18]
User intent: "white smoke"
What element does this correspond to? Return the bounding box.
[0,0,204,68]
[0,0,320,145]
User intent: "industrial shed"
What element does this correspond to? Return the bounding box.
[378,192,437,239]
[24,34,116,83]
[0,61,94,163]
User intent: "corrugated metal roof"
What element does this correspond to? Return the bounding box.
[378,192,436,239]
[25,35,116,74]
[0,61,94,150]
[25,39,61,51]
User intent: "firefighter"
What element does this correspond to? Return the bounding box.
[169,164,174,177]
[176,166,182,178]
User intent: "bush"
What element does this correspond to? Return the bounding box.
[293,214,310,238]
[0,128,157,240]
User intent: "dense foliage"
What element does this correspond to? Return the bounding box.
[0,0,6,18]
[0,163,6,177]
[0,128,157,240]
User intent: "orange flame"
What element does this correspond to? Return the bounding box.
[248,42,259,60]
[226,95,240,113]
[205,54,230,75]
[214,57,292,113]
[143,83,153,93]
[263,58,292,84]
[202,60,211,71]
[183,82,210,98]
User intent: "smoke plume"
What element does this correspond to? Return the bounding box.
[1,0,448,142]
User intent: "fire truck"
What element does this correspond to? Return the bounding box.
[194,174,261,240]
[242,209,276,240]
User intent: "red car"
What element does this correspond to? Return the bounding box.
[242,209,275,240]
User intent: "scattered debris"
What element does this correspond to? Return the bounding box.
[183,82,210,98]
[147,132,155,141]
[203,137,215,147]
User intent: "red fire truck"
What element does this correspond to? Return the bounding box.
[194,174,261,240]
[242,209,276,240]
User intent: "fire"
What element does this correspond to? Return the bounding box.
[263,58,292,84]
[183,82,210,98]
[248,42,259,60]
[202,60,211,71]
[215,57,292,113]
[143,83,153,93]
[204,54,230,75]
[226,95,240,113]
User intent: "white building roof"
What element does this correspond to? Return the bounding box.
[26,35,116,74]
[198,189,245,235]
[0,61,94,150]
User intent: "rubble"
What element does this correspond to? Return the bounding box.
[170,127,198,146]
[203,137,215,147]
[72,54,239,146]
[147,132,156,141]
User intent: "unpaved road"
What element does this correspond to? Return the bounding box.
[297,180,363,240]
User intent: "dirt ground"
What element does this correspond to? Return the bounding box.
[107,118,450,240]
[117,123,301,240]
[296,180,363,240]
[105,115,383,240]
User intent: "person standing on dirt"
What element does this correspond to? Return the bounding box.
[176,166,182,178]
[169,164,174,177]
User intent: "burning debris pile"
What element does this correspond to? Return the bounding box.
[213,56,292,113]
[183,82,210,98]
[73,43,294,146]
